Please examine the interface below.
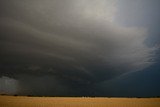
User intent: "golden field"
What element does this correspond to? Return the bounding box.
[0,96,160,107]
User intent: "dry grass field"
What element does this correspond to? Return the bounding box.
[0,96,160,107]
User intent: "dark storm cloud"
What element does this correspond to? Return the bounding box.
[0,0,157,96]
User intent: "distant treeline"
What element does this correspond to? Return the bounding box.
[0,94,160,98]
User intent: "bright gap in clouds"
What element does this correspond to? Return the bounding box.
[73,0,117,22]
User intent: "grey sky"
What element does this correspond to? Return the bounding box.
[0,0,159,97]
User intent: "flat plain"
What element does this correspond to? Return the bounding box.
[0,96,160,107]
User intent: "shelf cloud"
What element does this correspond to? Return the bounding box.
[0,0,157,96]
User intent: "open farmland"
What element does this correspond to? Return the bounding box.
[0,96,160,107]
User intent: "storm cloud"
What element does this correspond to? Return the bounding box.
[0,0,157,96]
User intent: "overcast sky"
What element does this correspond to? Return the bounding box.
[0,0,160,97]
